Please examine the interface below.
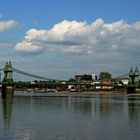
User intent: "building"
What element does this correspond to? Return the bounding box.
[100,79,113,89]
[120,78,129,85]
[75,73,97,81]
[75,75,83,81]
[91,74,98,81]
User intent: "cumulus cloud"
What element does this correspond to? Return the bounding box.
[0,19,18,32]
[15,19,140,56]
[16,40,44,53]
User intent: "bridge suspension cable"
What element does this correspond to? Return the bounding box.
[12,68,60,81]
[0,67,62,82]
[115,73,129,79]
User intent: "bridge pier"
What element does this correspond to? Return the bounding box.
[2,84,14,99]
[127,86,136,94]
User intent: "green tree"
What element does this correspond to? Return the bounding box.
[68,78,76,82]
[99,72,112,80]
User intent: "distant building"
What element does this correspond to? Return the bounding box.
[68,85,75,90]
[91,74,98,81]
[120,78,129,85]
[100,79,113,89]
[75,75,83,81]
[100,79,111,85]
[91,81,101,89]
[61,81,66,85]
[75,73,97,81]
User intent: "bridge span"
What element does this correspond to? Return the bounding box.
[0,61,136,98]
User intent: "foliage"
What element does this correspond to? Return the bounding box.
[68,78,76,82]
[99,72,112,80]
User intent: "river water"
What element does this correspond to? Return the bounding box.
[0,92,140,140]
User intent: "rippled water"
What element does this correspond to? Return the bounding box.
[0,92,140,140]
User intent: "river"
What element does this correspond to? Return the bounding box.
[0,92,140,140]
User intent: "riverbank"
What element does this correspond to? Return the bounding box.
[2,88,140,97]
[12,90,128,98]
[1,90,140,99]
[60,90,127,94]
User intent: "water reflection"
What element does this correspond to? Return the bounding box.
[2,97,13,130]
[128,96,140,128]
[0,93,140,140]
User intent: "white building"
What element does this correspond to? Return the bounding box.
[121,78,129,85]
[91,74,98,81]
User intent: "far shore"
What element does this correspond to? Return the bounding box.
[59,90,127,94]
[1,89,140,97]
[15,90,138,95]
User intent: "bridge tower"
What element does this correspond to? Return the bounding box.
[2,61,14,99]
[128,66,140,88]
[129,67,134,85]
[134,66,139,84]
[127,66,140,93]
[3,61,13,83]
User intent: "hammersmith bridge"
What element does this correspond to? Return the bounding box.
[0,62,140,98]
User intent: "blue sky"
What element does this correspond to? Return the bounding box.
[0,0,140,79]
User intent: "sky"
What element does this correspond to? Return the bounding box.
[0,0,140,80]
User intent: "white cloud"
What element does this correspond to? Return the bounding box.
[0,20,18,32]
[16,40,44,53]
[15,19,140,57]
